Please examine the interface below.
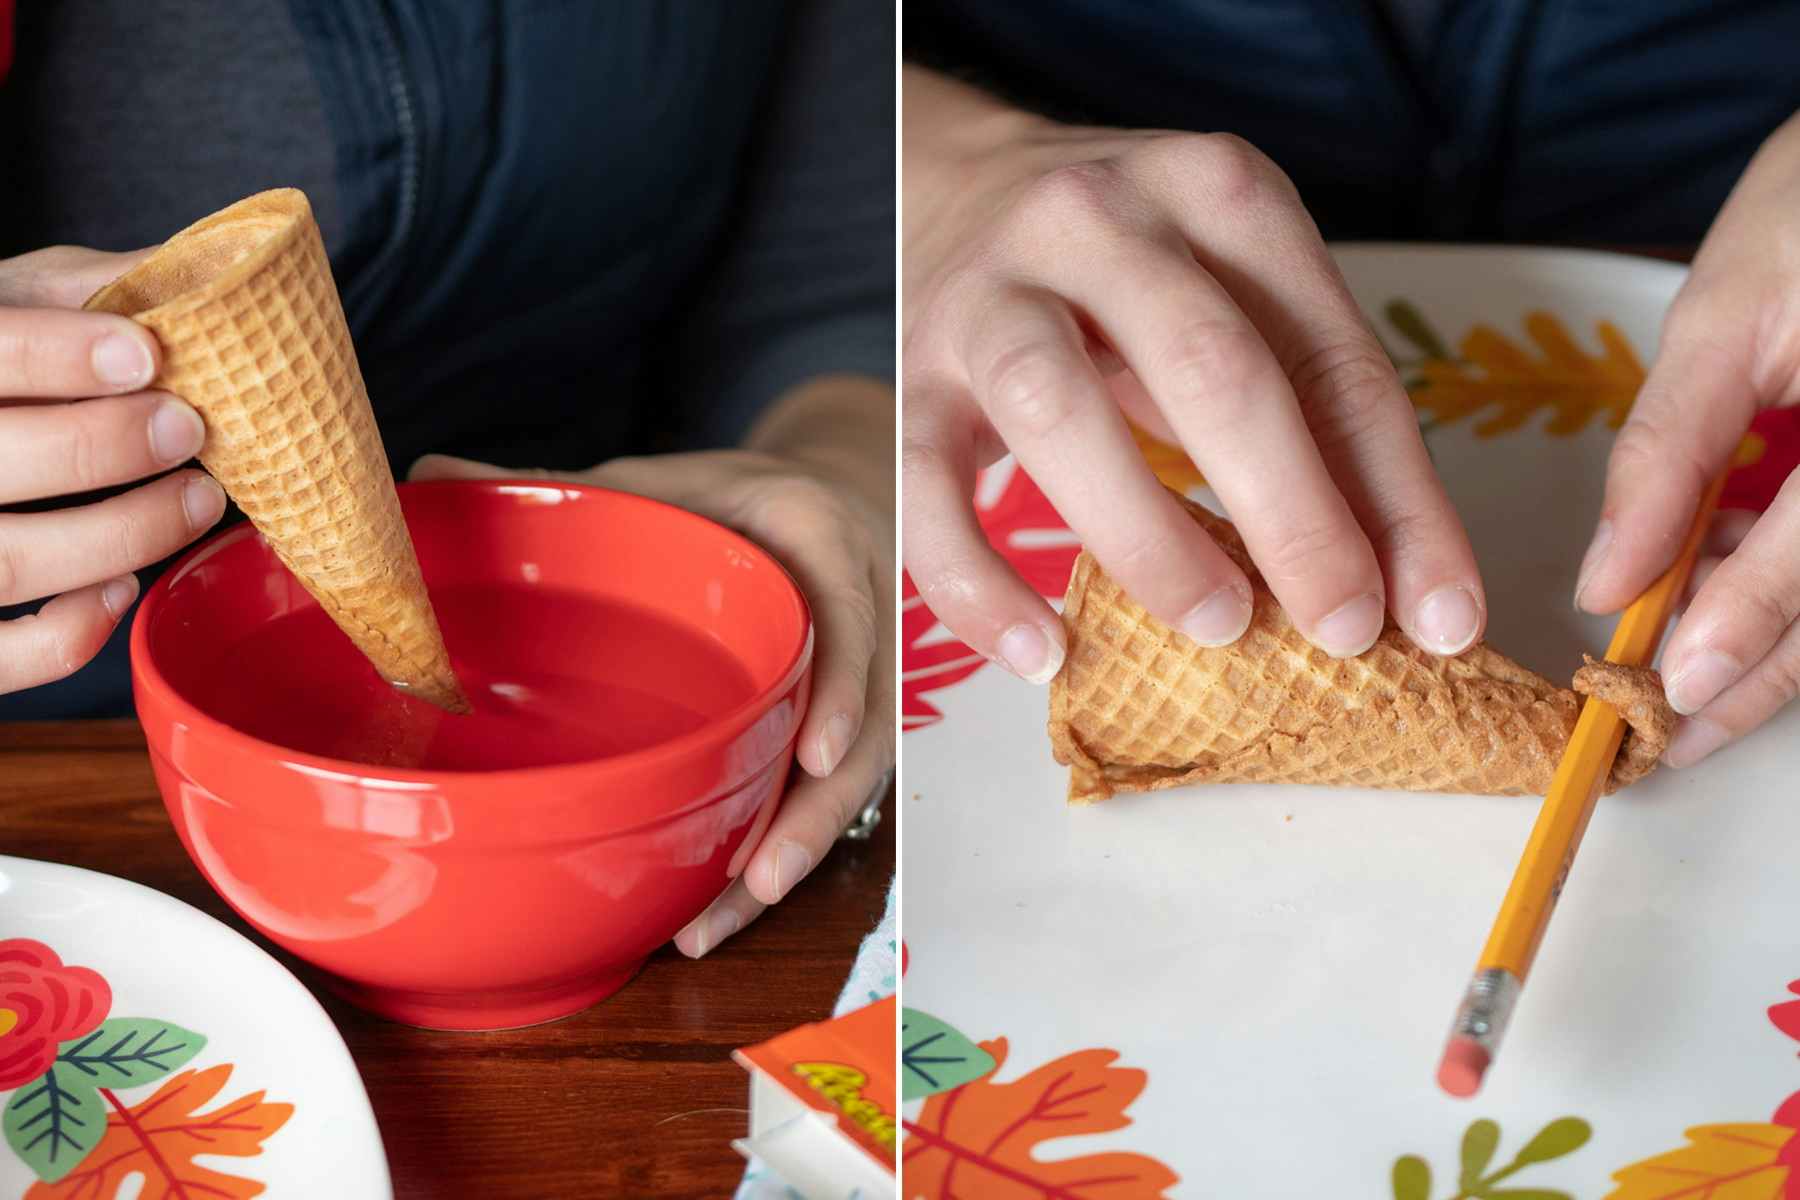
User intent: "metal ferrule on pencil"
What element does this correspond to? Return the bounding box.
[1450,968,1522,1054]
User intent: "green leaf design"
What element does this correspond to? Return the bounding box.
[56,1017,205,1088]
[901,1008,995,1101]
[1386,299,1452,361]
[1391,1154,1431,1200]
[4,1066,104,1183]
[1510,1118,1591,1167]
[1460,1119,1500,1187]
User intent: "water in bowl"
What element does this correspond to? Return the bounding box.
[189,583,760,770]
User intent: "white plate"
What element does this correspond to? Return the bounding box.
[900,246,1800,1198]
[0,856,391,1197]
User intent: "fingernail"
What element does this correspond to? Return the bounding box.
[100,574,139,619]
[817,712,853,776]
[148,399,205,463]
[1664,648,1742,716]
[687,908,742,959]
[1664,716,1730,768]
[1412,585,1480,656]
[997,622,1064,685]
[1574,520,1613,611]
[92,333,153,389]
[1177,585,1252,647]
[1311,592,1384,658]
[771,842,813,901]
[183,475,226,529]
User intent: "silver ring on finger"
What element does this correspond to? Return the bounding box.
[840,768,893,841]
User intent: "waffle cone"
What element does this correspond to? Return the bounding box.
[86,189,469,713]
[1048,496,1671,804]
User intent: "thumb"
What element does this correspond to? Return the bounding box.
[0,245,158,309]
[1575,291,1758,614]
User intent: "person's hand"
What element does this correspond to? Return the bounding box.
[410,375,894,955]
[1576,111,1800,768]
[0,246,226,694]
[902,67,1484,684]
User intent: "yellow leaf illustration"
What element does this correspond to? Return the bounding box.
[1606,1123,1794,1199]
[1128,420,1207,493]
[1411,310,1645,438]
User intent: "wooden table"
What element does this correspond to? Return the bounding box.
[0,720,895,1197]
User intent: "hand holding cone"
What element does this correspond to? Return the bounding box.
[86,189,470,714]
[1048,495,1670,804]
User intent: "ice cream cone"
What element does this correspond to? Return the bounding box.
[86,189,469,713]
[1048,495,1670,804]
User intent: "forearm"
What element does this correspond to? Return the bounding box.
[743,373,896,518]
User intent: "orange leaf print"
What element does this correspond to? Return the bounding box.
[902,1038,1178,1199]
[1605,1123,1795,1199]
[1411,311,1645,437]
[26,1064,292,1200]
[1127,420,1206,493]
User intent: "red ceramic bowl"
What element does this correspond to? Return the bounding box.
[131,480,812,1030]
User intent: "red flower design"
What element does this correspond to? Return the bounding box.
[1722,409,1800,516]
[0,939,112,1090]
[1771,978,1800,1052]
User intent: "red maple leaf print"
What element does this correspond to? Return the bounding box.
[903,461,1080,732]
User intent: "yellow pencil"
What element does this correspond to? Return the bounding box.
[1436,458,1736,1097]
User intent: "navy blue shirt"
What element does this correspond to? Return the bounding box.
[908,0,1800,243]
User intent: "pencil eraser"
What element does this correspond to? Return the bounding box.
[1436,1038,1489,1098]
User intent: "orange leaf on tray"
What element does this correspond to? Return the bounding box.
[902,1037,1178,1199]
[1605,1123,1796,1200]
[1126,420,1207,493]
[26,1064,292,1200]
[1412,311,1645,437]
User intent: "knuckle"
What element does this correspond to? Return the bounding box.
[1156,320,1270,410]
[1743,651,1800,718]
[1288,341,1405,439]
[1256,519,1351,585]
[8,612,83,690]
[0,533,19,604]
[1607,418,1665,477]
[898,433,950,489]
[1714,560,1797,639]
[57,413,105,492]
[829,781,868,835]
[908,542,988,609]
[1362,508,1437,566]
[752,476,859,546]
[981,340,1079,438]
[1608,415,1711,496]
[825,581,881,656]
[1190,132,1282,203]
[0,325,56,394]
[1017,160,1127,230]
[1108,523,1187,581]
[767,474,846,522]
[105,505,158,574]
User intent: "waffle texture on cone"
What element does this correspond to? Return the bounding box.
[86,188,469,713]
[1048,495,1671,804]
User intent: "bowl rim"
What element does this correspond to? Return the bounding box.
[130,478,815,787]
